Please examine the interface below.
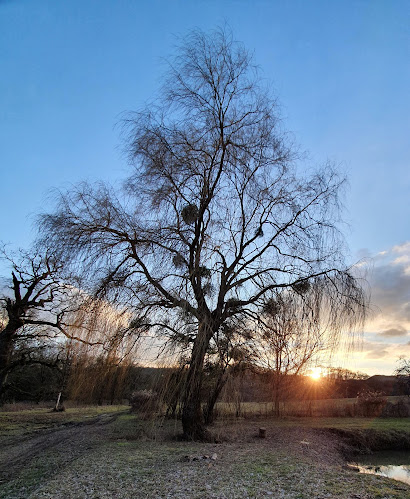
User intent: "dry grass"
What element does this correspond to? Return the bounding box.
[1,408,410,498]
[0,404,128,440]
[214,396,410,419]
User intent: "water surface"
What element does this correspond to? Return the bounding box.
[354,451,410,486]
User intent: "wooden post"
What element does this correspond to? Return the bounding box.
[54,392,62,411]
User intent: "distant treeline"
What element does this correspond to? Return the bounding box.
[2,360,407,407]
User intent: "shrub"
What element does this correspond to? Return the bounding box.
[381,398,410,417]
[356,389,387,417]
[129,390,159,418]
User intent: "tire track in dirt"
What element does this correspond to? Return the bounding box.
[0,411,126,484]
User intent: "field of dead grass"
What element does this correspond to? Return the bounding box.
[214,396,409,419]
[0,406,410,498]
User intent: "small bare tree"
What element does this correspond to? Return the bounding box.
[256,279,359,416]
[39,28,367,439]
[395,357,410,397]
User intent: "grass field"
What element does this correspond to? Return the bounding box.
[214,396,409,419]
[0,403,128,438]
[1,404,410,498]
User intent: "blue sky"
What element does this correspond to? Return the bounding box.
[1,0,409,374]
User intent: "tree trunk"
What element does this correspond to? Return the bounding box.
[110,368,118,405]
[165,370,184,419]
[0,324,18,401]
[181,321,212,440]
[273,373,281,417]
[203,370,227,425]
[274,387,280,417]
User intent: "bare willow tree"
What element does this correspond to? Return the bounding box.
[39,28,366,439]
[64,298,142,405]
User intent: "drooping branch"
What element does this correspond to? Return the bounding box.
[37,27,368,439]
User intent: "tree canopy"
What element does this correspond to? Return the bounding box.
[39,28,367,439]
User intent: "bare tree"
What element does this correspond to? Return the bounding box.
[256,279,356,416]
[0,249,114,401]
[64,298,142,405]
[0,249,66,399]
[395,357,410,397]
[39,28,367,439]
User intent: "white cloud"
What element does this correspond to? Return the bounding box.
[363,243,410,331]
[337,244,410,374]
[392,242,410,254]
[393,255,410,265]
[318,244,410,375]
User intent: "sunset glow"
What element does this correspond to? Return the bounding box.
[309,367,322,380]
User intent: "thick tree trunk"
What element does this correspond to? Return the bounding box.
[203,370,227,425]
[181,321,213,440]
[165,369,185,419]
[0,324,19,400]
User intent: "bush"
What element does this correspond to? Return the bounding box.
[129,390,159,418]
[356,389,387,417]
[381,398,410,417]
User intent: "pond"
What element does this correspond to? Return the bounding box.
[353,451,410,486]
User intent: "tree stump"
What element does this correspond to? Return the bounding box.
[259,427,266,438]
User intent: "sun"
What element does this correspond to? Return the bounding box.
[309,367,322,381]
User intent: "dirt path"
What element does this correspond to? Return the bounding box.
[0,412,124,485]
[1,416,410,498]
